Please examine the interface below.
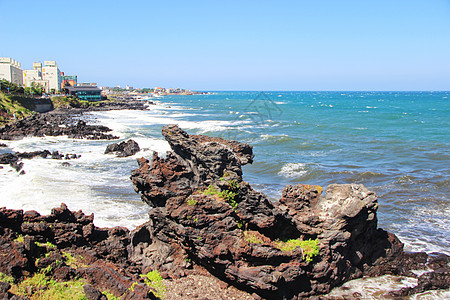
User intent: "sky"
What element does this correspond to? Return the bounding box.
[1,0,449,91]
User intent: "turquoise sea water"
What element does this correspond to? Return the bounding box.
[155,91,450,254]
[1,91,449,257]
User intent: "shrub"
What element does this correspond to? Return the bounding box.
[140,270,166,299]
[275,238,319,262]
[243,231,264,244]
[0,272,15,284]
[187,198,198,206]
[11,272,87,299]
[202,184,238,208]
[14,235,24,243]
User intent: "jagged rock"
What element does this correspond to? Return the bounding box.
[83,284,107,300]
[0,113,118,140]
[0,153,18,165]
[105,140,140,157]
[129,125,450,299]
[16,150,51,159]
[0,281,11,293]
[0,204,148,299]
[0,143,7,147]
[0,150,79,173]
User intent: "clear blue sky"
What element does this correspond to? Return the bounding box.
[1,0,449,90]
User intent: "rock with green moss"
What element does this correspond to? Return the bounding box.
[129,125,449,299]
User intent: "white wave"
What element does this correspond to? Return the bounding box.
[328,275,417,299]
[0,132,171,229]
[278,162,307,178]
[0,156,150,229]
[390,205,450,255]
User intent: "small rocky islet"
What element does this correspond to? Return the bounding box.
[0,110,449,299]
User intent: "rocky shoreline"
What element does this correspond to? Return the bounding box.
[0,99,153,141]
[0,111,449,298]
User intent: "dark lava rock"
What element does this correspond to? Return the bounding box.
[0,113,118,141]
[0,204,150,299]
[83,284,107,300]
[0,153,18,165]
[129,124,450,299]
[0,150,79,173]
[105,140,140,157]
[1,125,448,299]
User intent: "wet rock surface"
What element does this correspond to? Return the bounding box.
[105,139,140,157]
[1,124,448,299]
[0,150,80,173]
[0,113,118,141]
[130,124,450,299]
[0,204,155,299]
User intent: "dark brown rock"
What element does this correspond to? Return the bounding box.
[83,284,107,300]
[129,125,450,299]
[105,139,140,157]
[0,113,118,141]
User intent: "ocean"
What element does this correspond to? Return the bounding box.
[1,91,449,298]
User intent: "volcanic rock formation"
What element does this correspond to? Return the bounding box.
[0,113,118,140]
[105,140,141,157]
[130,124,444,299]
[0,204,155,299]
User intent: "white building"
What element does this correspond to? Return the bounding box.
[23,62,49,92]
[42,61,62,92]
[23,69,41,87]
[0,57,23,86]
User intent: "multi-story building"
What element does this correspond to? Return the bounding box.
[65,85,103,101]
[23,68,41,87]
[42,61,62,92]
[61,73,77,89]
[0,57,23,86]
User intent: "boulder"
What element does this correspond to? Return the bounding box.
[0,113,118,140]
[105,140,140,157]
[129,125,449,299]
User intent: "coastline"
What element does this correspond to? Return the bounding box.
[0,96,448,300]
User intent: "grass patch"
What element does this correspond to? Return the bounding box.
[187,198,198,206]
[14,235,25,244]
[140,270,166,299]
[62,252,86,269]
[101,290,120,300]
[11,272,87,299]
[275,238,319,262]
[202,185,238,208]
[243,231,264,244]
[0,92,34,124]
[0,272,15,284]
[35,241,57,249]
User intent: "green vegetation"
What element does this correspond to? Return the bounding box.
[202,185,238,208]
[50,95,106,109]
[275,238,320,262]
[187,198,198,206]
[236,220,246,230]
[0,272,15,284]
[243,231,264,244]
[0,79,25,94]
[140,270,166,299]
[35,241,57,249]
[61,251,87,269]
[10,272,87,300]
[0,92,34,124]
[14,234,25,243]
[202,184,220,196]
[1,251,89,299]
[130,270,166,299]
[101,290,120,300]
